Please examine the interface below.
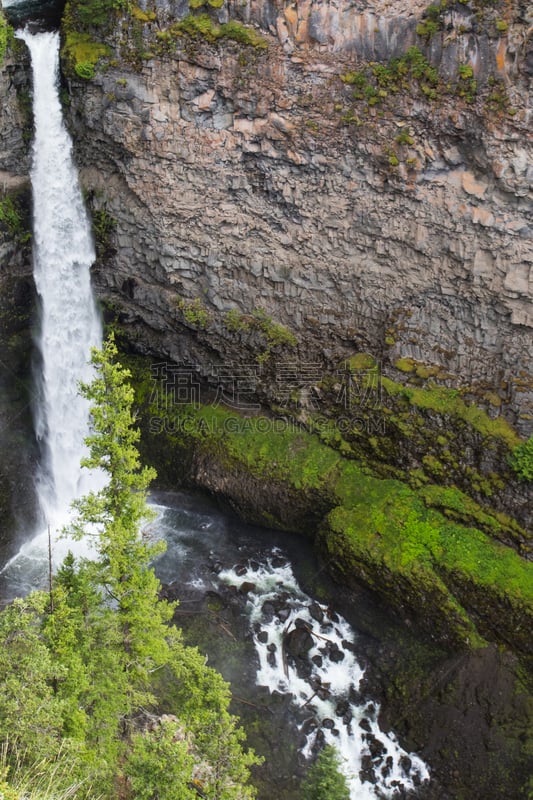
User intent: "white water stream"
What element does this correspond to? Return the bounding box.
[1,30,101,580]
[220,552,430,799]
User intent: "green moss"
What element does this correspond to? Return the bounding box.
[62,32,110,79]
[395,358,416,373]
[172,14,268,49]
[0,193,31,244]
[0,11,11,66]
[122,351,532,650]
[131,5,157,21]
[381,377,520,448]
[223,307,296,363]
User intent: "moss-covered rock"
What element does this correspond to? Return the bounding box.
[122,353,533,656]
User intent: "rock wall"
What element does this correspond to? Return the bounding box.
[0,44,37,552]
[66,0,533,435]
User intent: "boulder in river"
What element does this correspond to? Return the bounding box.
[284,626,314,659]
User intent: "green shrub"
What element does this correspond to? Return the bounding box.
[74,60,96,79]
[176,297,211,329]
[66,0,128,29]
[416,19,440,38]
[0,194,31,243]
[509,436,533,482]
[458,63,474,79]
[396,129,414,145]
[124,721,196,800]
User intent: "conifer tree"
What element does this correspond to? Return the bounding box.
[301,745,350,800]
[0,334,259,799]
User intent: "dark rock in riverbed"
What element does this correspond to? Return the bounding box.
[284,627,314,659]
[360,754,377,784]
[309,602,324,623]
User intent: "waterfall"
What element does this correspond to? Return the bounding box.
[20,29,102,532]
[0,30,102,589]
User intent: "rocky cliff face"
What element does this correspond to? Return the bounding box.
[65,0,533,438]
[0,44,37,550]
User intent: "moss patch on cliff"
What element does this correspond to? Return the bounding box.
[381,375,520,448]
[0,11,10,66]
[62,31,111,79]
[123,353,533,654]
[0,191,31,244]
[159,14,268,51]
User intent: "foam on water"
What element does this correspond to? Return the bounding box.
[220,549,430,798]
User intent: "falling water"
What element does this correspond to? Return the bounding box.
[20,29,102,530]
[0,30,102,586]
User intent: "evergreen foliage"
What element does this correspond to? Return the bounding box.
[301,745,350,800]
[510,436,533,482]
[0,335,258,799]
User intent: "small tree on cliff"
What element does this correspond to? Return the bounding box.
[300,745,350,800]
[69,333,174,701]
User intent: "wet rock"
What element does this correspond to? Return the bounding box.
[267,650,277,667]
[360,754,377,784]
[382,755,393,778]
[239,581,256,594]
[359,717,372,732]
[322,717,335,729]
[309,602,324,623]
[272,592,290,610]
[314,728,326,751]
[400,755,412,775]
[294,617,311,630]
[261,601,275,621]
[284,626,314,658]
[311,654,323,668]
[267,642,277,652]
[271,556,286,568]
[234,564,247,577]
[349,686,362,705]
[342,638,357,654]
[329,646,345,663]
[257,630,269,643]
[335,700,349,718]
[301,717,318,736]
[210,561,222,574]
[277,607,291,623]
[365,733,386,760]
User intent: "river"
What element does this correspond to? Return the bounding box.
[2,488,430,799]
